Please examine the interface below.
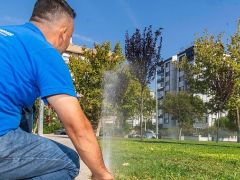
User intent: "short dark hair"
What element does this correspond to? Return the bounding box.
[30,0,76,22]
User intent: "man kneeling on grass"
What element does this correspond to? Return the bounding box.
[0,0,113,179]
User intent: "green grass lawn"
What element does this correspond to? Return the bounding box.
[101,138,240,180]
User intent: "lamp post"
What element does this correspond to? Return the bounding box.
[38,99,44,136]
[155,66,159,139]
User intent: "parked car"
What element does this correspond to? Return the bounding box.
[128,132,141,138]
[144,131,156,139]
[54,129,66,135]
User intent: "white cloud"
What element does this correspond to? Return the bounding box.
[73,33,96,44]
[118,0,140,28]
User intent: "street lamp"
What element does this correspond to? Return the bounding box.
[155,66,159,139]
[38,99,44,136]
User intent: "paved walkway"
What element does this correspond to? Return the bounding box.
[44,134,91,180]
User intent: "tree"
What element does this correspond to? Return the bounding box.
[143,89,156,131]
[226,32,240,143]
[99,64,131,136]
[227,82,240,142]
[120,78,141,128]
[125,26,163,138]
[113,73,156,134]
[214,116,235,130]
[111,65,130,127]
[161,92,206,140]
[68,42,124,130]
[227,109,240,131]
[179,32,240,142]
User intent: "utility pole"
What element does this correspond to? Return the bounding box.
[38,99,44,136]
[155,67,159,139]
[238,18,240,32]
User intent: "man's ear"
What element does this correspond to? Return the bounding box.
[59,27,68,45]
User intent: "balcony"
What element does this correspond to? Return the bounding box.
[157,79,164,83]
[178,81,184,87]
[165,76,170,81]
[157,69,164,74]
[179,71,184,77]
[165,85,170,91]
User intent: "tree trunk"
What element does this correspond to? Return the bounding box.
[179,127,182,140]
[132,117,134,128]
[216,111,220,143]
[236,107,240,143]
[144,118,147,131]
[33,116,39,134]
[140,87,144,140]
[96,119,102,137]
[121,115,124,135]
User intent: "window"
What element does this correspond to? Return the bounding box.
[179,86,184,91]
[178,55,186,62]
[158,109,162,115]
[165,62,170,68]
[165,71,170,77]
[157,91,163,98]
[164,113,169,124]
[158,66,164,72]
[172,118,176,126]
[164,118,169,124]
[158,100,162,105]
[158,73,164,80]
[164,91,169,95]
[158,82,164,89]
[165,81,169,86]
[205,116,208,123]
[179,76,184,82]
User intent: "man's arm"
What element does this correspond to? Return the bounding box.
[47,94,113,180]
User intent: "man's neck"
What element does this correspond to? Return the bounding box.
[30,20,58,49]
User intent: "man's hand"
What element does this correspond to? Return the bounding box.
[47,94,113,179]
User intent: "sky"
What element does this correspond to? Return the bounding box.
[1,0,240,89]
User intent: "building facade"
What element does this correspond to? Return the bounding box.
[157,46,217,129]
[62,43,85,63]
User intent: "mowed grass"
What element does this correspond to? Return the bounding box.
[101,138,240,180]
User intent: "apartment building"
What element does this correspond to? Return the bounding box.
[157,46,217,129]
[62,43,85,63]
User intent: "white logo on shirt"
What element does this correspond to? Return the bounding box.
[0,29,14,37]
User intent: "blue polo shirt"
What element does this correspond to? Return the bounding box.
[0,22,76,136]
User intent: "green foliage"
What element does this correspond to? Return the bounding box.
[68,41,155,133]
[161,92,206,128]
[143,89,155,120]
[227,110,239,131]
[177,30,240,142]
[214,117,234,130]
[113,65,131,109]
[219,32,240,111]
[121,78,141,119]
[33,99,63,134]
[179,32,240,113]
[107,139,240,179]
[68,42,124,129]
[43,118,63,134]
[120,77,155,128]
[42,106,62,134]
